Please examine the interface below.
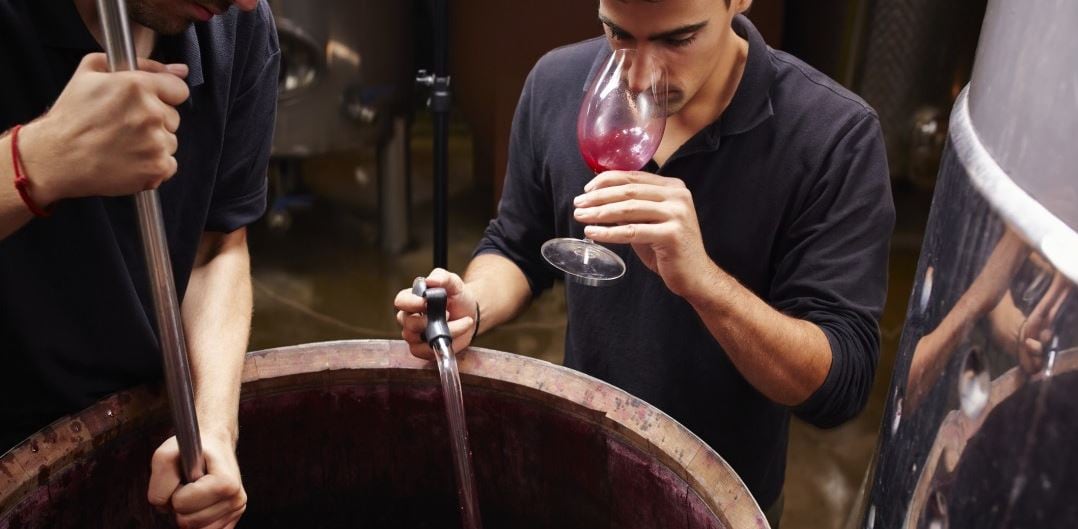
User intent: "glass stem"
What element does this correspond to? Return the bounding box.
[582,237,593,265]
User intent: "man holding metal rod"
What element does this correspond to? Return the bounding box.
[0,1,278,528]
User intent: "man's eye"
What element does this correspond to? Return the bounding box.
[665,35,696,48]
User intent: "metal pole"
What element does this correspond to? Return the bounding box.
[433,107,449,269]
[96,0,204,484]
[417,0,451,269]
[432,0,449,270]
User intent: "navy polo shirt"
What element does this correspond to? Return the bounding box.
[477,15,895,507]
[0,0,280,450]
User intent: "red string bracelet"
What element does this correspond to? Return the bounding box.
[11,124,53,218]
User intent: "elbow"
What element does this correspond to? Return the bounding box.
[794,375,873,429]
[793,323,878,428]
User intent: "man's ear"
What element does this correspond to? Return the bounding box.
[733,0,753,15]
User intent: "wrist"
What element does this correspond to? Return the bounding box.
[207,426,239,450]
[471,299,482,341]
[198,418,239,448]
[16,120,62,207]
[682,261,737,314]
[461,280,483,323]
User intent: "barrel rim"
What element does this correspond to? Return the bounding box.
[1,340,768,528]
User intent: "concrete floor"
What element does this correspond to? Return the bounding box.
[248,126,932,529]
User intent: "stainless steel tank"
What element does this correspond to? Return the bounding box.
[855,1,1078,527]
[268,0,413,157]
[265,0,414,251]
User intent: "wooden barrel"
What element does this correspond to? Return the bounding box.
[0,340,767,529]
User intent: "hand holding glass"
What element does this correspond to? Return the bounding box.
[542,48,668,286]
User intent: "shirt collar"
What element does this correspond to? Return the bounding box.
[32,0,205,88]
[718,14,775,137]
[156,27,205,88]
[661,14,776,156]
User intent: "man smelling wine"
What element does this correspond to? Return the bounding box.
[395,1,894,526]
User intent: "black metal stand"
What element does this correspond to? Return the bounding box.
[417,0,451,270]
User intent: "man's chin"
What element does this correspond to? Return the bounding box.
[664,94,686,116]
[145,19,193,36]
[129,10,193,36]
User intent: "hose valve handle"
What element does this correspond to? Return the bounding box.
[412,277,451,347]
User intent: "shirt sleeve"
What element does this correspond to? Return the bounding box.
[771,111,896,428]
[205,2,280,233]
[473,62,558,297]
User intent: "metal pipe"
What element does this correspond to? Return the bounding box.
[430,0,450,269]
[433,109,448,269]
[95,0,204,484]
[432,0,448,78]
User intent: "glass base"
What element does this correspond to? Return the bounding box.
[541,238,626,287]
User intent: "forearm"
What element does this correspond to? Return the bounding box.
[462,253,533,335]
[181,229,253,446]
[987,291,1023,356]
[686,263,832,406]
[913,290,984,372]
[905,294,988,411]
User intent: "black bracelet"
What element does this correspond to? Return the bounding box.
[471,300,481,343]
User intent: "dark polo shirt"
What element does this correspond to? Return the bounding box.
[0,0,279,451]
[477,15,895,507]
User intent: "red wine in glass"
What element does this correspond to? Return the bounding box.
[542,48,668,286]
[579,128,663,173]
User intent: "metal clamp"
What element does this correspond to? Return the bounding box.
[416,70,452,113]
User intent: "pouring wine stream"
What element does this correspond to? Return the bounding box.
[414,278,483,529]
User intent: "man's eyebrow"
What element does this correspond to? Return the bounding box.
[598,14,709,41]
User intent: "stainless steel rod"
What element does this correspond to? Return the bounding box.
[96,0,204,483]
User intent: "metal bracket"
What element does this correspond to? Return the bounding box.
[416,69,452,113]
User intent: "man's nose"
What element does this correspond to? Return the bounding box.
[626,52,659,94]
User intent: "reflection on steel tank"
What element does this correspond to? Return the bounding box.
[265,0,413,251]
[852,1,1078,528]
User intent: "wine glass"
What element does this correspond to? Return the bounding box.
[542,48,668,286]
